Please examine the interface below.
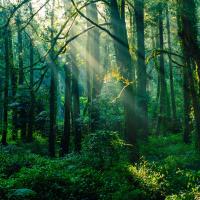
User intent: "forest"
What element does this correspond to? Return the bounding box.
[0,0,200,199]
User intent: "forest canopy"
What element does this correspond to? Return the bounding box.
[0,0,200,199]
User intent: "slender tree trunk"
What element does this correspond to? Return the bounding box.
[61,64,71,156]
[49,65,56,157]
[90,4,100,132]
[134,0,148,139]
[49,0,57,157]
[27,38,34,142]
[188,61,200,149]
[154,27,160,103]
[86,5,92,131]
[17,17,24,86]
[71,49,81,153]
[16,14,26,142]
[0,79,3,134]
[151,27,159,126]
[1,26,10,145]
[183,64,191,144]
[9,28,18,140]
[156,7,170,135]
[86,3,100,132]
[166,6,177,127]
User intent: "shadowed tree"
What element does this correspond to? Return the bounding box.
[86,3,101,132]
[1,26,10,145]
[156,5,171,135]
[166,5,177,129]
[60,63,71,156]
[177,0,200,150]
[71,45,81,153]
[109,0,138,161]
[27,37,34,142]
[49,0,57,157]
[134,0,148,139]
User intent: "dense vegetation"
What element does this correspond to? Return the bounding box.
[0,0,200,199]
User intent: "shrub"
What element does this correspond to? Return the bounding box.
[82,131,129,169]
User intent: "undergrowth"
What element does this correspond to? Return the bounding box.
[0,132,200,199]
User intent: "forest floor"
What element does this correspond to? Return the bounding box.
[0,132,200,200]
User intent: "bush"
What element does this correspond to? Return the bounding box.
[82,131,129,169]
[0,133,200,200]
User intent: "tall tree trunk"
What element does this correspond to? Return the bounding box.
[86,5,92,131]
[187,61,200,150]
[1,26,10,145]
[49,0,57,157]
[109,0,138,161]
[177,0,200,150]
[134,0,148,139]
[27,3,35,142]
[61,64,71,156]
[166,6,177,127]
[9,28,18,140]
[178,0,200,93]
[16,14,26,142]
[86,3,100,132]
[91,4,100,132]
[0,78,3,134]
[183,64,191,143]
[71,48,81,153]
[27,38,34,142]
[156,6,170,135]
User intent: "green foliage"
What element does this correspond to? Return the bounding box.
[82,131,128,168]
[8,188,37,200]
[0,133,200,200]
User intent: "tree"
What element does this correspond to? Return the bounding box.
[71,46,81,153]
[27,37,34,142]
[1,26,10,145]
[177,0,200,150]
[134,0,148,139]
[156,4,170,135]
[16,13,27,142]
[9,27,18,140]
[27,4,35,143]
[49,0,57,157]
[166,5,177,128]
[109,0,138,161]
[86,3,101,132]
[60,63,71,156]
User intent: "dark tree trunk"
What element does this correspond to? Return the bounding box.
[49,66,57,157]
[27,39,34,142]
[134,0,148,139]
[1,27,10,145]
[90,4,100,132]
[178,0,200,93]
[71,49,81,153]
[49,0,57,157]
[166,6,177,127]
[187,61,200,149]
[109,0,138,161]
[177,0,200,150]
[68,38,81,152]
[183,64,191,144]
[156,7,170,135]
[86,3,100,132]
[16,15,27,142]
[61,64,71,156]
[16,16,24,85]
[86,5,92,130]
[9,28,18,140]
